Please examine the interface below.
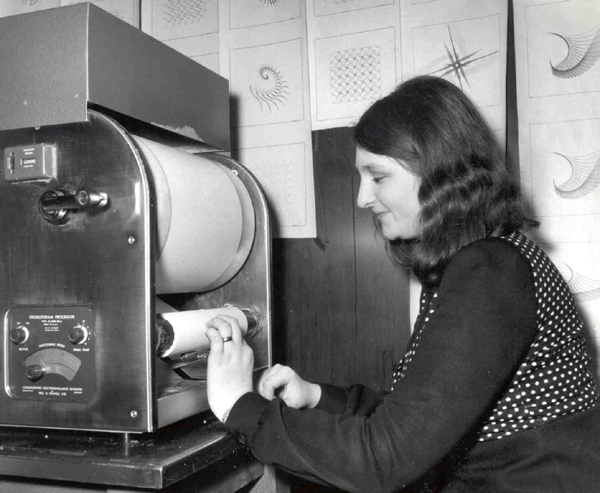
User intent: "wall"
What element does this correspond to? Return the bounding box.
[272,127,412,391]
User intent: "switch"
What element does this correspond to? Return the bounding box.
[6,152,14,174]
[4,144,55,182]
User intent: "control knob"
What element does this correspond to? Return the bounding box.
[9,326,29,345]
[26,364,46,382]
[68,324,89,345]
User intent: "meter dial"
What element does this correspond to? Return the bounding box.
[23,348,82,381]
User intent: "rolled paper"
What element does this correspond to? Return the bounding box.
[157,306,249,358]
[133,135,249,294]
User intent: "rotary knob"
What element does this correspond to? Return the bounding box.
[9,326,29,345]
[26,364,46,382]
[68,324,89,345]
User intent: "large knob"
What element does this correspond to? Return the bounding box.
[68,324,89,345]
[26,364,46,382]
[9,326,29,345]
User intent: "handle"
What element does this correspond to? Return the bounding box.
[39,188,108,224]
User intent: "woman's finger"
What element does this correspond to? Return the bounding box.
[205,327,224,361]
[216,314,244,345]
[206,317,233,342]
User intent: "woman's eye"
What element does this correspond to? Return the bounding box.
[372,176,384,184]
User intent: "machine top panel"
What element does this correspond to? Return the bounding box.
[0,3,230,151]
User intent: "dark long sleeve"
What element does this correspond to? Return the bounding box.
[225,238,538,492]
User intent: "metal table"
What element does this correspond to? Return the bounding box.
[0,412,282,492]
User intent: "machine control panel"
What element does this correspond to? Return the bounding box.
[4,144,56,182]
[4,306,95,401]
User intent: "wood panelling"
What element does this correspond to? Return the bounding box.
[272,127,411,391]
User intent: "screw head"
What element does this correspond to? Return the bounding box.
[128,236,136,244]
[130,410,138,418]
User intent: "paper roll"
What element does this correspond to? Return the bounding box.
[133,136,253,294]
[157,307,249,358]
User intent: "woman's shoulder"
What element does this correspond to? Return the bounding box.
[438,232,535,293]
[448,232,530,270]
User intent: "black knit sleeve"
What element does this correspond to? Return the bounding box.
[224,238,538,492]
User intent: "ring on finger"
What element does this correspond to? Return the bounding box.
[222,336,233,343]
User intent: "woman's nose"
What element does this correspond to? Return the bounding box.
[356,180,372,209]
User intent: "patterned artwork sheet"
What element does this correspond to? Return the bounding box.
[400,0,508,138]
[229,38,305,128]
[526,4,600,98]
[314,28,397,125]
[237,143,308,229]
[412,15,502,111]
[307,0,401,130]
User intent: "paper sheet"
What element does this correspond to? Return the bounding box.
[514,0,600,376]
[307,0,401,131]
[400,0,508,143]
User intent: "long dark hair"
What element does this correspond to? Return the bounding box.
[354,75,537,289]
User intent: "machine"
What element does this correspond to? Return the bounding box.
[0,3,271,435]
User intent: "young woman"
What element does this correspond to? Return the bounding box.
[204,75,600,492]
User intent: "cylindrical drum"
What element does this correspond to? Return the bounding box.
[133,136,255,294]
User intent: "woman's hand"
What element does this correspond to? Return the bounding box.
[258,364,321,409]
[205,315,254,423]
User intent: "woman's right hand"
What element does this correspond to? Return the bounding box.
[258,364,321,409]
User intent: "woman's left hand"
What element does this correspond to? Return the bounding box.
[205,315,254,423]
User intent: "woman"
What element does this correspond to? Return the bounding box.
[204,75,600,492]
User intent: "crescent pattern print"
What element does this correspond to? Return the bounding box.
[550,24,600,79]
[552,149,600,200]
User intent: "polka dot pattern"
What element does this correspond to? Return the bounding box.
[477,232,599,441]
[391,289,436,391]
[391,232,600,442]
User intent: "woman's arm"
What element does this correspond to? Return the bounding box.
[223,239,538,492]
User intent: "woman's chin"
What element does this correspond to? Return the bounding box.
[381,227,418,242]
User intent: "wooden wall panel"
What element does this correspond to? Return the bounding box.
[272,128,411,391]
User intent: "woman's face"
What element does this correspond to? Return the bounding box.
[355,147,422,241]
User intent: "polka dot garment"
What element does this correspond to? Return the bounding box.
[391,289,436,388]
[391,231,600,442]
